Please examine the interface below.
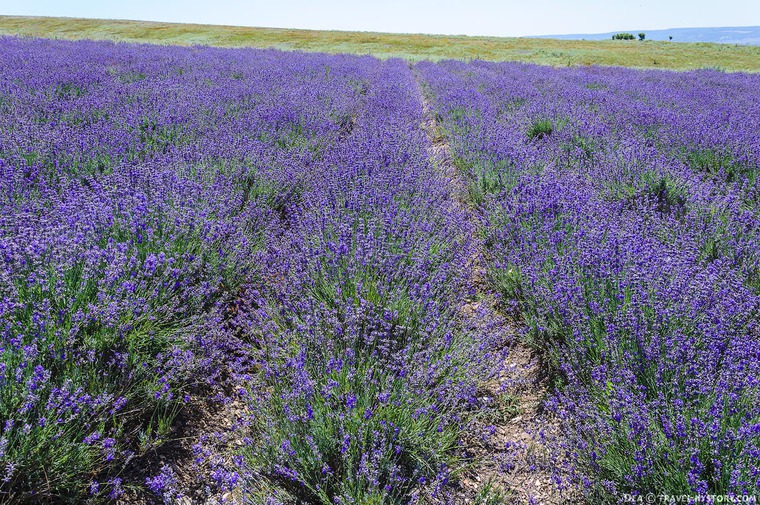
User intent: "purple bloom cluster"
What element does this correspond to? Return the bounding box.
[417,60,760,499]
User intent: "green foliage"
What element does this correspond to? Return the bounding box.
[108,67,147,84]
[136,117,188,157]
[526,119,554,141]
[448,106,473,123]
[347,77,369,96]
[638,33,646,41]
[489,258,568,373]
[685,148,758,185]
[560,134,600,162]
[491,265,525,306]
[257,120,328,158]
[605,170,689,216]
[475,479,508,505]
[612,33,636,41]
[54,82,86,100]
[453,157,516,207]
[640,171,689,216]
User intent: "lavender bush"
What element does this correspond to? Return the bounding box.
[418,60,760,501]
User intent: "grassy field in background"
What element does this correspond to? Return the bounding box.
[2,15,760,71]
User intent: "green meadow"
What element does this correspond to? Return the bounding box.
[1,15,760,71]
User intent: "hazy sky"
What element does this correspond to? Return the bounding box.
[1,0,759,37]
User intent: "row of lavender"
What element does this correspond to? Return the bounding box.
[221,58,504,504]
[417,60,760,500]
[0,37,375,500]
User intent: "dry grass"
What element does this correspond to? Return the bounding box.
[1,15,760,71]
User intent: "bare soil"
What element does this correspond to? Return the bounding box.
[413,65,571,505]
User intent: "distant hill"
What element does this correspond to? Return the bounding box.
[1,16,760,71]
[532,26,760,45]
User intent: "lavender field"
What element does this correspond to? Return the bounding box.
[0,36,758,504]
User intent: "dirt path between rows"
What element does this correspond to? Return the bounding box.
[411,65,568,505]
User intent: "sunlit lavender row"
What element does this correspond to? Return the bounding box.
[418,60,760,501]
[0,37,375,500]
